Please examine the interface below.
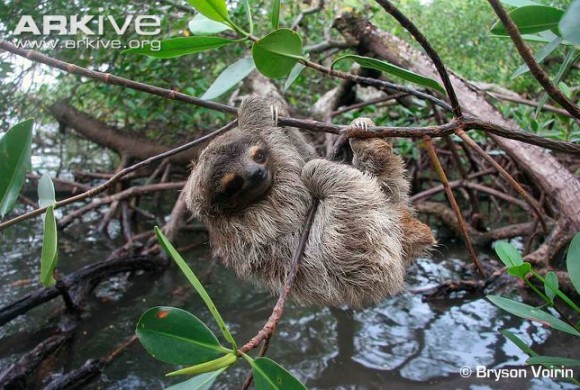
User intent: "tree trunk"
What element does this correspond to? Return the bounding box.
[49,101,202,164]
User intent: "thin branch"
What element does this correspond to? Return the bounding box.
[423,137,485,277]
[331,93,407,117]
[300,57,453,111]
[488,92,577,119]
[1,40,577,154]
[58,182,184,228]
[0,121,237,231]
[455,127,547,233]
[240,335,272,390]
[0,40,237,116]
[486,0,580,119]
[411,168,496,202]
[238,199,319,354]
[374,0,462,117]
[292,0,325,30]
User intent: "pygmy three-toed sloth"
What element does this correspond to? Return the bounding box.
[184,96,435,309]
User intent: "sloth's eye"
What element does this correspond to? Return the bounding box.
[253,149,266,164]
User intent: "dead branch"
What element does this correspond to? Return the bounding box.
[0,254,163,327]
[489,92,577,119]
[58,182,184,228]
[456,128,547,232]
[415,201,554,246]
[43,336,138,390]
[423,138,484,276]
[292,0,325,30]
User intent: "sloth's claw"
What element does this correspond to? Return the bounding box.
[350,117,374,132]
[270,104,279,127]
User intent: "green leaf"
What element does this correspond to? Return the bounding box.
[284,62,306,91]
[37,173,56,209]
[167,353,236,376]
[527,356,580,366]
[559,81,572,98]
[136,306,226,365]
[487,295,580,337]
[188,0,230,24]
[511,36,562,79]
[507,262,531,279]
[490,6,565,36]
[500,330,539,356]
[123,37,235,59]
[494,241,524,267]
[535,49,578,116]
[567,232,580,295]
[500,0,541,7]
[165,368,226,390]
[271,0,280,29]
[40,205,58,287]
[154,227,237,350]
[243,0,253,35]
[0,118,33,218]
[559,0,580,46]
[252,29,304,79]
[202,57,255,100]
[331,54,445,94]
[250,357,306,390]
[544,271,558,302]
[188,13,231,35]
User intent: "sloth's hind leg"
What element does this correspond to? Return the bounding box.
[348,118,410,204]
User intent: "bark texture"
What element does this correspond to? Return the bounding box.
[49,101,202,164]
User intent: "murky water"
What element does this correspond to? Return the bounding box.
[1,215,577,389]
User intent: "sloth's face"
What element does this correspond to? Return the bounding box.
[201,133,274,215]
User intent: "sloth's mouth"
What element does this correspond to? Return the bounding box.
[243,170,272,203]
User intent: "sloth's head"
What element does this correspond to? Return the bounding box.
[185,130,274,217]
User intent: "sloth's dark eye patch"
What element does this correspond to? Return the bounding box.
[221,173,244,195]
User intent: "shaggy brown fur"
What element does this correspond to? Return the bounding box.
[184,96,435,308]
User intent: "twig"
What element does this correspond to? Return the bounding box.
[300,58,452,111]
[411,168,496,202]
[0,40,237,115]
[59,182,185,228]
[374,0,462,117]
[486,0,580,119]
[1,41,577,154]
[292,0,325,30]
[238,199,319,354]
[455,128,547,233]
[488,92,577,119]
[331,93,407,117]
[423,137,485,277]
[240,335,272,390]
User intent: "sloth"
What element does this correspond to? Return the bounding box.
[184,96,435,308]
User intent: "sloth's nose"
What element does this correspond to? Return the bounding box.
[248,166,266,183]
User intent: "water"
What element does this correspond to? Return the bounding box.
[0,219,577,389]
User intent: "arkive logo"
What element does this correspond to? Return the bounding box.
[14,15,161,36]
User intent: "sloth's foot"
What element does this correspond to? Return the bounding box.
[350,117,375,132]
[348,118,393,166]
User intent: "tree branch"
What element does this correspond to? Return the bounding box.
[486,0,580,119]
[0,120,237,231]
[374,0,462,117]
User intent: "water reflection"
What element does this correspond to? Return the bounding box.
[0,224,577,389]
